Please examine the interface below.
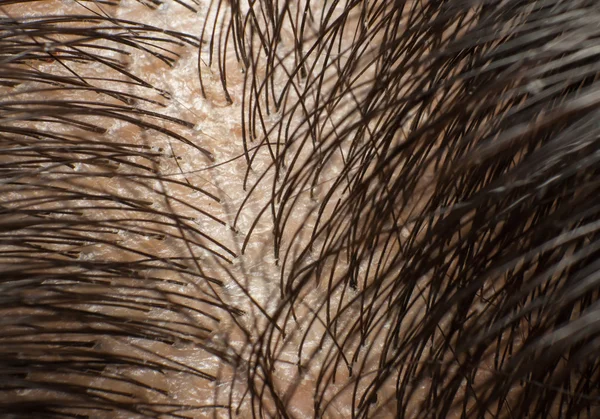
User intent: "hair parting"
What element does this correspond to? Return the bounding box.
[2,0,600,418]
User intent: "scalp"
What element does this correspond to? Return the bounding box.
[2,1,600,418]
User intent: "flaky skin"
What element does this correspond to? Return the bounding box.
[1,0,600,418]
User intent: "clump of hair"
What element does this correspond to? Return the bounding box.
[0,2,246,418]
[204,0,600,417]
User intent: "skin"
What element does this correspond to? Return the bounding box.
[2,1,600,418]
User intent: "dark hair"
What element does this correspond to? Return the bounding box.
[2,0,600,418]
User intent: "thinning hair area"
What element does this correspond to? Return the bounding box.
[1,0,600,418]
